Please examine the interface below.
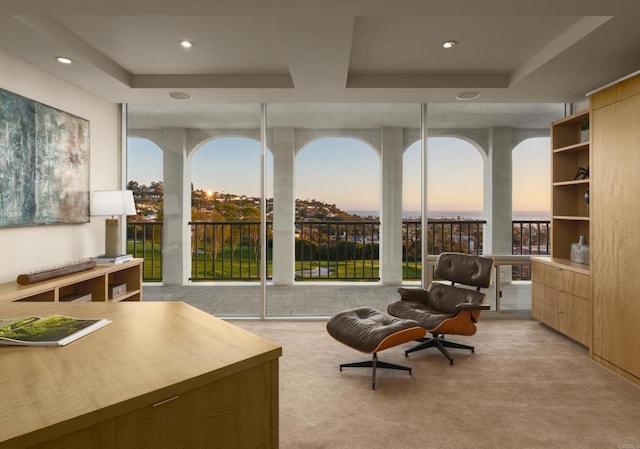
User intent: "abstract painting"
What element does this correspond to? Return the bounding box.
[0,88,90,227]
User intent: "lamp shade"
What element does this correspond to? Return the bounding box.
[91,190,136,216]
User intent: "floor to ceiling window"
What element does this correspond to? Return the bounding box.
[509,137,552,305]
[427,137,483,219]
[126,137,163,281]
[403,136,484,279]
[264,103,421,317]
[125,102,562,318]
[127,103,264,316]
[294,137,380,280]
[190,137,265,281]
[512,137,551,219]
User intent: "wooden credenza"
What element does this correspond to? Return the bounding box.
[0,259,143,303]
[0,302,282,449]
[531,257,591,347]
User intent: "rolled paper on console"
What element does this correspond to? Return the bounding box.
[16,260,97,285]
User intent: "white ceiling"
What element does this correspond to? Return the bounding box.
[1,0,639,127]
[127,103,567,130]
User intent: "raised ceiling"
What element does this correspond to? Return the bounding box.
[1,0,639,105]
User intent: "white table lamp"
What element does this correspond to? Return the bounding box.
[91,190,137,257]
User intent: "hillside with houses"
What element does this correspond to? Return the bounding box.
[127,180,365,222]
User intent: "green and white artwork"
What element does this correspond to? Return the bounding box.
[0,88,89,227]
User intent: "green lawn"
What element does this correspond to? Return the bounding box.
[130,240,422,282]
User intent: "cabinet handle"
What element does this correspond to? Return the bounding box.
[152,395,180,407]
[556,309,564,314]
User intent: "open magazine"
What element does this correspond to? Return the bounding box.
[0,315,111,347]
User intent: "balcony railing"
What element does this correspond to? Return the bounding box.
[296,221,379,280]
[511,220,550,279]
[128,221,163,281]
[190,221,264,281]
[127,219,550,282]
[403,220,485,279]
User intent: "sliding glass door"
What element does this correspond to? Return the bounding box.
[126,103,264,316]
[264,103,421,317]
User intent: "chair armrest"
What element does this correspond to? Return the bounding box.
[397,287,429,303]
[454,303,491,313]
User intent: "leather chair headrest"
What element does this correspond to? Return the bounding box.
[434,252,493,289]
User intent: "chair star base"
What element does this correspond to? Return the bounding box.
[340,352,413,390]
[405,334,475,365]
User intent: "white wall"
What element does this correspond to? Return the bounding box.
[0,49,121,283]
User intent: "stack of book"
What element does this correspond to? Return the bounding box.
[92,254,133,265]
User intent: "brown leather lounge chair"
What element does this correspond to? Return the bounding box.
[387,252,494,365]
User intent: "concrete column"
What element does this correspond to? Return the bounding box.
[380,127,404,285]
[270,127,296,285]
[159,129,189,285]
[483,127,513,280]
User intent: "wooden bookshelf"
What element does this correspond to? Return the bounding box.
[550,110,591,261]
[531,109,592,347]
[0,259,143,303]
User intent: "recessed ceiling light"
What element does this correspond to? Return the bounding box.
[55,56,73,64]
[169,92,192,100]
[442,40,457,49]
[455,91,480,101]
[178,40,194,49]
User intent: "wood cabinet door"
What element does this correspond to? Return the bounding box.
[592,92,640,379]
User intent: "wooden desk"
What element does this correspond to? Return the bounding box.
[0,302,282,449]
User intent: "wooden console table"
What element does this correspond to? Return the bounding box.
[0,259,143,303]
[0,302,282,449]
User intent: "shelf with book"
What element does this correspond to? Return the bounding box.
[107,261,142,301]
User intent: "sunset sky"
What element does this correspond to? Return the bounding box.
[128,134,550,216]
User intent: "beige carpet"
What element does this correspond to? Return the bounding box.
[233,318,640,449]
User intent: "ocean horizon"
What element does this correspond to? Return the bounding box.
[347,210,551,220]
